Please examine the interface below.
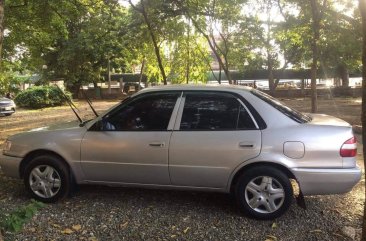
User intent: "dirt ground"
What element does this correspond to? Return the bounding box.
[0,96,364,241]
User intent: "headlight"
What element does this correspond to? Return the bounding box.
[3,140,12,152]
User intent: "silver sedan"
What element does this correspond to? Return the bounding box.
[0,85,361,219]
[0,97,16,116]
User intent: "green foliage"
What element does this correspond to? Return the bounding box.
[2,0,363,88]
[14,85,71,109]
[1,200,45,232]
[0,61,28,95]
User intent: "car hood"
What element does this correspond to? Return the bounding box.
[0,97,11,103]
[307,113,351,127]
[28,120,83,132]
[7,119,91,142]
[5,120,90,158]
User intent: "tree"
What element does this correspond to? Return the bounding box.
[4,0,132,95]
[358,0,366,237]
[129,0,169,85]
[0,0,4,66]
[171,0,247,84]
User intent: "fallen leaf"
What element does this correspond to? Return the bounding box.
[271,222,277,229]
[52,224,61,228]
[309,229,323,233]
[61,228,74,234]
[183,227,190,234]
[72,224,82,231]
[88,237,98,241]
[332,233,345,239]
[265,235,277,241]
[171,235,177,238]
[120,222,129,228]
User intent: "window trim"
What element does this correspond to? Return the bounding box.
[174,91,260,131]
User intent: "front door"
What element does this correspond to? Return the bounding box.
[80,92,180,185]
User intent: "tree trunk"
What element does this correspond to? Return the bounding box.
[310,0,321,113]
[358,0,366,238]
[0,0,4,67]
[138,58,145,91]
[186,15,232,84]
[266,0,274,95]
[218,64,222,84]
[139,1,167,85]
[107,58,111,94]
[268,56,275,95]
[68,83,81,99]
[338,64,350,87]
[186,20,190,84]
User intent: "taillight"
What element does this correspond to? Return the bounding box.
[340,137,357,157]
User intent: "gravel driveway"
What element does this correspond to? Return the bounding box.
[0,97,364,241]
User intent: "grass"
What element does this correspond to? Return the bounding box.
[1,200,45,232]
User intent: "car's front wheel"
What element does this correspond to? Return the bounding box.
[235,166,293,220]
[24,155,71,203]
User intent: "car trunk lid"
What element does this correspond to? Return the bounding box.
[307,113,351,127]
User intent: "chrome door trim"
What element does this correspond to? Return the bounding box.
[167,92,183,131]
[173,96,186,131]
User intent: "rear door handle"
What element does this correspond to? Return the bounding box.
[149,142,165,147]
[239,142,254,148]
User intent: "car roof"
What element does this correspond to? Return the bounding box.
[138,84,253,94]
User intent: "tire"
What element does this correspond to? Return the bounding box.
[24,155,71,203]
[234,166,293,220]
[4,113,12,116]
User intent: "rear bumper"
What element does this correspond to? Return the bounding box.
[0,153,22,178]
[292,167,362,195]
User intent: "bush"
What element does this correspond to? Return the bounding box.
[14,85,72,109]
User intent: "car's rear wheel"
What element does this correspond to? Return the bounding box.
[235,166,293,220]
[24,155,71,203]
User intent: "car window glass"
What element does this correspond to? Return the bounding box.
[251,89,311,123]
[237,105,256,129]
[180,93,256,130]
[105,93,178,131]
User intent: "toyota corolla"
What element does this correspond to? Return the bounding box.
[0,85,361,219]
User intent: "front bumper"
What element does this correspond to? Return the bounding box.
[0,153,22,178]
[0,106,15,115]
[292,167,362,195]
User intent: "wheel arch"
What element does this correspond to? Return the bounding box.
[19,149,72,178]
[229,161,296,193]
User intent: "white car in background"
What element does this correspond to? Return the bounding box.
[0,97,16,116]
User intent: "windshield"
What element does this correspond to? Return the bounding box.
[99,97,131,118]
[251,89,312,123]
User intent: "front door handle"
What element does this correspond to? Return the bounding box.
[239,142,254,148]
[149,142,165,147]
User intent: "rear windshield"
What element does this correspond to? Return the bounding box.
[251,90,312,123]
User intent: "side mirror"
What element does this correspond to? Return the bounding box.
[89,119,104,131]
[89,117,116,131]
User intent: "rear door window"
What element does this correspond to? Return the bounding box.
[180,92,257,130]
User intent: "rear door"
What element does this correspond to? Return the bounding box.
[169,91,262,188]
